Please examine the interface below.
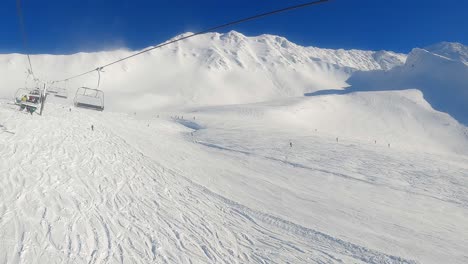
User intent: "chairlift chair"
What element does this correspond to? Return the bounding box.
[54,87,68,99]
[73,87,104,111]
[48,81,68,98]
[14,87,44,113]
[47,86,59,94]
[15,88,43,105]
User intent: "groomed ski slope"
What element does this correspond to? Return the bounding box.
[1,90,467,263]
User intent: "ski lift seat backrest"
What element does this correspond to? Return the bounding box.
[54,87,68,99]
[48,87,59,94]
[31,89,40,95]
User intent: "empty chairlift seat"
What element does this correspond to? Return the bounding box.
[74,87,104,111]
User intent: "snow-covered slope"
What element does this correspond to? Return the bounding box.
[191,89,468,155]
[0,99,467,264]
[0,31,406,110]
[345,45,468,125]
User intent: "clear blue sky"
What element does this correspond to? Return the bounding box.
[0,0,466,54]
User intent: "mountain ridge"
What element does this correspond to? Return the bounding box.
[0,31,465,124]
[0,31,409,109]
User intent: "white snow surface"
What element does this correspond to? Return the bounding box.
[0,31,467,263]
[0,96,467,263]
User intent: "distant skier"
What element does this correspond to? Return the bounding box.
[91,125,94,131]
[336,137,339,142]
[290,142,293,148]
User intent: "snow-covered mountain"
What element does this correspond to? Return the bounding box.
[0,31,406,110]
[169,31,406,71]
[1,32,468,264]
[424,41,468,65]
[346,44,468,125]
[0,31,466,151]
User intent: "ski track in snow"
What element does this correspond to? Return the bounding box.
[0,101,466,263]
[196,140,467,209]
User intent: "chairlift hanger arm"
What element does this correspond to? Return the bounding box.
[16,0,35,78]
[55,0,330,82]
[79,87,104,93]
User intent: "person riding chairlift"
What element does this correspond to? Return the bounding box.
[17,95,27,107]
[27,94,39,104]
[26,106,36,115]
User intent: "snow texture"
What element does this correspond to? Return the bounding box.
[0,31,467,263]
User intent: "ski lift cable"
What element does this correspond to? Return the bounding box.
[57,0,330,82]
[16,0,35,79]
